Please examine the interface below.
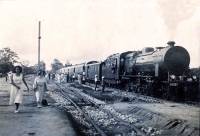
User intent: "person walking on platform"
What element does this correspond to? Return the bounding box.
[33,70,48,108]
[94,74,98,91]
[10,66,29,113]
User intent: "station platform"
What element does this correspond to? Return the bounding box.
[0,77,79,136]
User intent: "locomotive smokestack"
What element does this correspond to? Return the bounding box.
[167,41,175,47]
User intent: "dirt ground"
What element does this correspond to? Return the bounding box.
[0,77,80,136]
[111,102,199,127]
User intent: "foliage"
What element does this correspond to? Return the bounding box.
[23,66,35,74]
[65,60,72,67]
[0,47,19,73]
[51,58,64,73]
[19,60,29,67]
[33,61,46,71]
[188,67,200,77]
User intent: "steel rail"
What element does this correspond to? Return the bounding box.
[55,83,107,136]
[59,83,101,106]
[60,84,93,105]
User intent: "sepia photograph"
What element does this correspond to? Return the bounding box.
[0,0,199,135]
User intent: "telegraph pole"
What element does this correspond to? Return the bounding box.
[38,21,41,71]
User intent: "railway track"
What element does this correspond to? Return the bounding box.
[54,82,148,136]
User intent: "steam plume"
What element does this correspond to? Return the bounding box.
[157,0,200,39]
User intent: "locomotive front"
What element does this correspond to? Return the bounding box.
[162,41,190,75]
[134,41,190,76]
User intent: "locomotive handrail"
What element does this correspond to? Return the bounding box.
[137,49,158,57]
[120,75,153,78]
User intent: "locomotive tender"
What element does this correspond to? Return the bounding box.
[58,41,198,100]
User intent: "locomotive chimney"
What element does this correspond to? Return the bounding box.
[167,41,175,47]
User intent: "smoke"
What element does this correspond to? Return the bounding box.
[157,0,200,40]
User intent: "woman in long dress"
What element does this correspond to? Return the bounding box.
[10,66,29,113]
[33,70,48,108]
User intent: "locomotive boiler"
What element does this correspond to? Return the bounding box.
[133,41,190,76]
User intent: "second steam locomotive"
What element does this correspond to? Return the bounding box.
[57,41,198,100]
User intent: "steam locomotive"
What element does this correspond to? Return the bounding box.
[57,41,199,100]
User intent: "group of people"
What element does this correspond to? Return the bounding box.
[8,65,48,113]
[78,71,86,84]
[56,73,69,83]
[56,70,86,84]
[56,71,105,92]
[94,74,105,92]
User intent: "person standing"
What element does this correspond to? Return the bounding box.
[94,74,98,91]
[48,73,50,80]
[52,73,55,80]
[7,71,12,83]
[10,66,29,113]
[57,74,61,83]
[72,72,75,82]
[66,73,69,83]
[33,70,48,108]
[60,73,64,83]
[101,76,106,92]
[82,70,86,84]
[78,73,82,84]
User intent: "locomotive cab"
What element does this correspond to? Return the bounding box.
[102,51,134,85]
[123,51,140,75]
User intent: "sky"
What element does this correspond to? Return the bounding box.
[0,0,200,70]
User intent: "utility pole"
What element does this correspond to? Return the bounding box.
[38,21,41,72]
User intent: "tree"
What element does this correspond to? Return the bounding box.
[189,67,200,76]
[23,66,35,74]
[0,47,19,73]
[19,60,33,74]
[65,60,72,67]
[19,60,29,67]
[33,61,46,71]
[51,59,64,73]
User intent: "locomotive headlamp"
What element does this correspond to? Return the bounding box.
[192,75,197,80]
[170,75,176,79]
